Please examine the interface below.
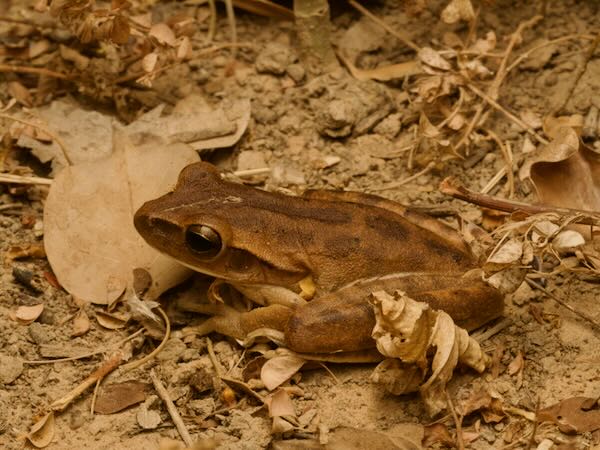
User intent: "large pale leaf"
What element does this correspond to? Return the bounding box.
[44,131,198,304]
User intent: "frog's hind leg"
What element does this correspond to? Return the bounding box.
[181,304,294,341]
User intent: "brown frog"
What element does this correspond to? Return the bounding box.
[134,162,503,359]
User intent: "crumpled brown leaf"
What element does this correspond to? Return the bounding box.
[538,397,600,434]
[369,290,489,416]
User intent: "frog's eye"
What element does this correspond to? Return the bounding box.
[186,225,222,257]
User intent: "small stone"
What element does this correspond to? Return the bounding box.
[373,113,402,138]
[286,64,305,83]
[253,104,278,124]
[156,338,187,362]
[137,407,161,430]
[255,43,296,75]
[28,322,51,344]
[271,165,306,186]
[0,354,24,384]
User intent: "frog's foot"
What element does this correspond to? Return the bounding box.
[181,303,294,341]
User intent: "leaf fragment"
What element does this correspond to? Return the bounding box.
[261,355,305,391]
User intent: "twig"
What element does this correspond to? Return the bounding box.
[445,390,464,450]
[526,279,600,332]
[0,15,60,28]
[455,15,543,153]
[233,167,271,177]
[0,63,71,80]
[439,177,600,222]
[526,396,541,450]
[207,0,217,41]
[552,31,600,115]
[480,166,507,195]
[0,112,73,166]
[24,328,145,364]
[150,369,193,447]
[223,0,237,57]
[485,129,514,198]
[206,337,224,376]
[0,173,52,185]
[347,0,419,52]
[50,351,126,412]
[466,83,549,145]
[369,162,435,192]
[506,34,595,75]
[473,317,512,343]
[119,307,171,373]
[318,363,339,384]
[0,202,23,211]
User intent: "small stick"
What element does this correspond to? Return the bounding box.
[150,369,193,447]
[233,167,271,177]
[466,83,548,145]
[119,307,170,373]
[0,203,23,211]
[0,173,52,185]
[348,0,420,52]
[526,279,600,332]
[369,161,435,192]
[0,63,71,80]
[50,351,126,412]
[445,390,464,450]
[526,396,541,450]
[24,328,145,364]
[485,129,514,198]
[473,317,512,343]
[439,177,600,222]
[206,337,224,376]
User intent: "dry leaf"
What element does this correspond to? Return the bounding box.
[441,0,475,24]
[552,230,585,254]
[71,308,90,337]
[538,397,600,434]
[418,47,452,71]
[521,126,600,212]
[370,290,489,416]
[96,310,129,329]
[15,304,44,324]
[26,412,55,448]
[142,52,158,72]
[149,23,176,46]
[486,239,523,266]
[44,131,198,304]
[261,355,306,391]
[266,389,296,417]
[16,100,114,175]
[95,381,147,414]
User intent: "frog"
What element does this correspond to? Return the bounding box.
[134,162,503,359]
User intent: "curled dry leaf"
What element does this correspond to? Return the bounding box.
[418,47,452,71]
[261,354,306,391]
[149,23,176,46]
[15,304,44,325]
[26,412,55,448]
[552,230,585,253]
[44,131,198,304]
[71,308,90,337]
[96,310,129,329]
[369,290,489,416]
[521,126,600,212]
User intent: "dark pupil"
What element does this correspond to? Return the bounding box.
[186,228,220,255]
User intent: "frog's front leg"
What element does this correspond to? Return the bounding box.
[181,302,293,340]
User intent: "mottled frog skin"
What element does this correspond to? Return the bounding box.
[134,162,503,357]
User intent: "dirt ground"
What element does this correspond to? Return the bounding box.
[1,0,600,449]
